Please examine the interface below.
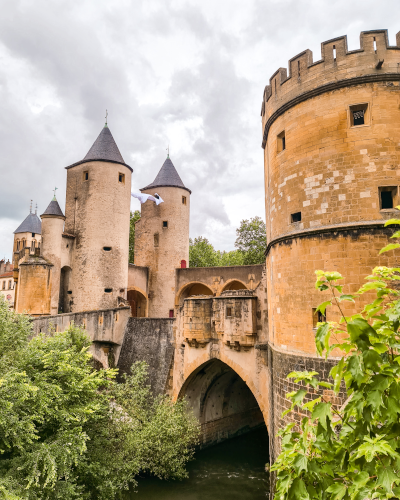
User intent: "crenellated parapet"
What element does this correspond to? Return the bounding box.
[261,29,400,148]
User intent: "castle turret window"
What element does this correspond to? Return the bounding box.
[182,196,187,205]
[291,212,301,223]
[118,173,125,184]
[83,171,89,181]
[379,186,397,210]
[277,131,286,153]
[163,221,168,228]
[349,103,368,127]
[312,308,326,328]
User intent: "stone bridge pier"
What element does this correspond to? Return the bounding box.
[171,290,271,448]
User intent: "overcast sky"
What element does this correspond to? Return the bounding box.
[0,0,399,261]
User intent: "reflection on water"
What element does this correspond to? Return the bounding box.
[131,427,269,500]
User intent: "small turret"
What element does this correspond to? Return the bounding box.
[40,194,66,315]
[134,155,191,317]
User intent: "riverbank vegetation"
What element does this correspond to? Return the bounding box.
[0,299,199,499]
[272,218,400,499]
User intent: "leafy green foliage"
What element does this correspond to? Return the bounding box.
[189,216,266,267]
[234,216,267,265]
[129,210,141,263]
[0,297,199,499]
[272,220,400,500]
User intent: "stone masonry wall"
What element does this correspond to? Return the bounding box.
[117,318,175,395]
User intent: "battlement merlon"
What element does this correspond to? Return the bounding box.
[261,29,400,148]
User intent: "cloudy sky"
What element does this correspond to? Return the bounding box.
[0,0,399,260]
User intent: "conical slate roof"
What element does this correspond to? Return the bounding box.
[14,212,42,234]
[141,157,191,193]
[66,126,132,172]
[41,197,65,218]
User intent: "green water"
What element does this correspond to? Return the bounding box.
[131,427,270,499]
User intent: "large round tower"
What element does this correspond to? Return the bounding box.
[261,29,400,355]
[134,156,191,317]
[64,124,132,312]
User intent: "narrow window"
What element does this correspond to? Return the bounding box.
[32,232,35,237]
[274,79,277,93]
[118,173,125,184]
[291,212,301,223]
[379,187,397,210]
[154,233,159,247]
[333,45,336,61]
[83,171,89,181]
[163,221,168,228]
[8,280,12,289]
[103,246,112,251]
[312,308,326,328]
[373,37,377,53]
[99,316,103,325]
[297,60,300,78]
[169,309,174,318]
[181,260,187,269]
[2,282,5,290]
[277,130,286,153]
[67,290,72,295]
[182,196,187,205]
[226,307,232,317]
[104,288,113,293]
[16,241,20,251]
[349,103,368,127]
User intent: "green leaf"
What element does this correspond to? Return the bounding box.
[384,218,400,226]
[288,478,310,500]
[363,349,381,371]
[366,390,383,410]
[330,357,345,393]
[379,243,400,254]
[347,318,376,342]
[338,294,355,303]
[303,397,321,411]
[315,322,330,356]
[316,301,331,315]
[312,402,332,429]
[326,482,346,500]
[293,454,308,474]
[376,466,399,493]
[287,389,308,406]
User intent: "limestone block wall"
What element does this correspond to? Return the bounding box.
[32,306,131,365]
[117,318,175,395]
[135,186,190,317]
[64,160,131,312]
[183,297,212,343]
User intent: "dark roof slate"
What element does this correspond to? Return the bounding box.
[41,198,65,218]
[14,213,42,234]
[66,126,132,172]
[141,157,191,193]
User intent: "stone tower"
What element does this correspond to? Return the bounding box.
[64,125,132,312]
[261,29,400,355]
[134,156,191,317]
[40,196,66,315]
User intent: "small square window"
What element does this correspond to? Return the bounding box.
[163,221,168,228]
[349,103,368,127]
[291,212,301,223]
[277,131,286,153]
[83,171,89,181]
[226,307,232,317]
[182,196,187,205]
[118,173,125,184]
[312,308,326,329]
[379,186,397,210]
[169,309,174,318]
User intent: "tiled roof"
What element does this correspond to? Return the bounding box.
[141,157,191,193]
[0,272,13,278]
[14,213,42,234]
[66,126,132,172]
[41,198,65,218]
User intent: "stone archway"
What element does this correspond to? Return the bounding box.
[127,288,147,317]
[176,282,214,307]
[220,279,248,293]
[178,359,266,448]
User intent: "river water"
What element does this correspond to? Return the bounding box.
[131,427,270,499]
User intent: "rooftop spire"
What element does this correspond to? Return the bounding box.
[105,109,108,128]
[30,200,32,214]
[41,192,65,219]
[141,155,191,194]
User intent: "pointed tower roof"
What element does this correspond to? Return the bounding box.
[66,125,132,172]
[14,212,42,234]
[41,196,65,219]
[141,156,191,193]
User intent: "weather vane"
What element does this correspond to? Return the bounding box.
[166,145,170,158]
[53,187,58,200]
[30,200,33,213]
[105,109,108,127]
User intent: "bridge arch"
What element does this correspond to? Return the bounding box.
[178,358,267,447]
[175,281,214,307]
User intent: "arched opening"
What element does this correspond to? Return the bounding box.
[59,266,72,313]
[179,359,267,449]
[127,289,147,317]
[178,282,213,306]
[222,280,247,292]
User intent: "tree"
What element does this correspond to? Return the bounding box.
[129,210,141,263]
[234,216,267,265]
[0,298,199,499]
[189,237,220,267]
[271,218,400,500]
[217,250,244,267]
